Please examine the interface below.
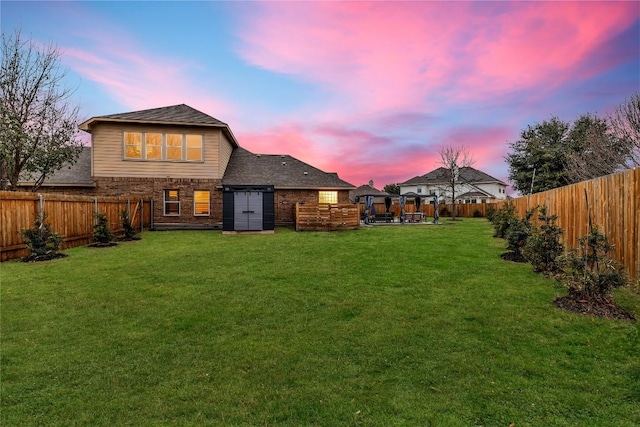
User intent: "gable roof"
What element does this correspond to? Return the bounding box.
[18,147,94,188]
[78,104,239,147]
[222,147,355,190]
[399,166,506,186]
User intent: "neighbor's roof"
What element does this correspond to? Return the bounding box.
[222,147,355,190]
[78,104,239,147]
[399,166,506,186]
[349,184,392,203]
[18,147,94,188]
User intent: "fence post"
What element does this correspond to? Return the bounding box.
[38,194,44,225]
[93,197,98,226]
[140,199,144,231]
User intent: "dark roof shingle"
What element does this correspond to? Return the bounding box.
[222,147,354,189]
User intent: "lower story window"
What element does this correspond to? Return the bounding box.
[318,191,338,204]
[164,189,180,215]
[194,190,210,216]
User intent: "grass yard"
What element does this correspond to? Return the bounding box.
[1,219,639,426]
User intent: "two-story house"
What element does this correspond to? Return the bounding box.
[75,104,354,231]
[398,166,507,204]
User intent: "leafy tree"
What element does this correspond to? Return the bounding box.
[564,114,627,183]
[438,145,474,219]
[506,117,570,195]
[0,29,83,191]
[383,183,400,194]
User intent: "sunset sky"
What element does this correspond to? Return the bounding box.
[3,1,639,191]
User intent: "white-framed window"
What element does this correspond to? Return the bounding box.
[166,134,183,160]
[124,132,142,159]
[164,189,180,215]
[125,132,203,162]
[186,134,203,161]
[194,190,210,216]
[145,133,162,160]
[318,191,338,204]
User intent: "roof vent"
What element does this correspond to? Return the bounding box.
[280,155,285,158]
[256,154,261,157]
[282,161,287,166]
[304,171,308,175]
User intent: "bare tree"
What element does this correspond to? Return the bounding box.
[438,145,475,219]
[609,93,640,169]
[0,29,83,191]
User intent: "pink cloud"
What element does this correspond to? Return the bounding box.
[61,27,232,118]
[234,2,638,112]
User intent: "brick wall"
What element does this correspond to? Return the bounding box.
[94,177,223,224]
[274,189,351,224]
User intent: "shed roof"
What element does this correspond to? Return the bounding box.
[222,147,354,190]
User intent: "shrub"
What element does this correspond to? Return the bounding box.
[523,206,564,276]
[439,206,450,217]
[472,209,482,218]
[490,201,517,238]
[486,205,497,222]
[558,225,628,299]
[21,216,63,258]
[504,208,536,261]
[120,209,138,240]
[93,212,114,244]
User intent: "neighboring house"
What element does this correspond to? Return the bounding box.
[398,166,507,204]
[70,104,354,231]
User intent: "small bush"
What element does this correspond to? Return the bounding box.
[486,205,497,222]
[558,226,628,299]
[523,206,564,276]
[490,201,517,238]
[439,206,450,217]
[20,216,63,259]
[472,209,482,218]
[120,209,138,240]
[93,212,114,244]
[503,208,536,261]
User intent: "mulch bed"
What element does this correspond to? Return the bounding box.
[22,253,68,262]
[554,295,636,321]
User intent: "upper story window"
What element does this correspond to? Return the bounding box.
[123,132,203,162]
[124,132,142,159]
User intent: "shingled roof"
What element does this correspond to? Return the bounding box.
[399,166,506,186]
[222,147,354,189]
[18,147,94,188]
[79,104,239,147]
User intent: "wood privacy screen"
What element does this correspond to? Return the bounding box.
[0,191,151,261]
[497,168,639,284]
[295,203,360,231]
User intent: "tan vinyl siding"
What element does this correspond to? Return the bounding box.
[219,132,234,177]
[92,123,225,179]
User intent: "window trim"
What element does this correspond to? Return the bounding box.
[123,131,204,162]
[163,189,181,216]
[193,190,210,216]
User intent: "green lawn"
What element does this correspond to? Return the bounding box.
[1,219,639,426]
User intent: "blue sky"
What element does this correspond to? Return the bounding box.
[3,1,639,190]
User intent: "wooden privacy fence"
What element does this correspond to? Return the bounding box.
[295,203,360,231]
[0,191,152,261]
[496,168,639,284]
[358,202,495,219]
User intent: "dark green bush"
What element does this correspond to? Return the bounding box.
[21,216,63,257]
[486,205,497,222]
[523,206,564,276]
[93,212,114,244]
[120,209,137,240]
[558,226,627,299]
[439,206,450,217]
[504,208,536,261]
[472,209,482,218]
[490,201,517,238]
